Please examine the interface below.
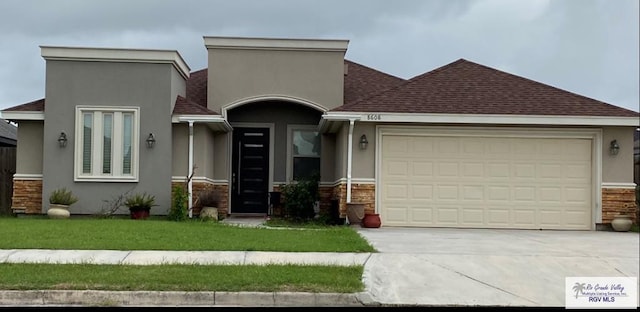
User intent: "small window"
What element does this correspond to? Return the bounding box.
[288,126,320,181]
[75,107,139,182]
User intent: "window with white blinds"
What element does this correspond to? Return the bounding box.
[75,107,139,181]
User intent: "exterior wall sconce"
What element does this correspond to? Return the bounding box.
[609,139,620,156]
[359,134,369,150]
[146,133,156,148]
[57,132,67,148]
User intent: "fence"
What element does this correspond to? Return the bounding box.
[0,147,16,215]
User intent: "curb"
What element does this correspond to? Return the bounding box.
[0,290,376,307]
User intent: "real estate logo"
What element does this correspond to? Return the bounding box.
[565,277,638,309]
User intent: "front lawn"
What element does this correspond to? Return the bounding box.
[0,218,375,252]
[0,263,364,292]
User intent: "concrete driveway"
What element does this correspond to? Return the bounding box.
[356,227,639,307]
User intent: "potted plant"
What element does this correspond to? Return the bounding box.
[124,192,156,220]
[195,188,221,220]
[48,187,78,219]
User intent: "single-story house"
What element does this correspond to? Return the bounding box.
[1,36,638,230]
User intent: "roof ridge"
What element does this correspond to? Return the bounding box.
[335,58,469,111]
[468,60,638,114]
[344,59,405,81]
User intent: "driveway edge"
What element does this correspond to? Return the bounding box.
[0,290,374,307]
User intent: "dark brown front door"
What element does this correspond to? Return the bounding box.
[231,127,269,214]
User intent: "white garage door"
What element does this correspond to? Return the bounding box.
[380,131,593,230]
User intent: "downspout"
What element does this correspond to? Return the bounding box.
[346,118,356,204]
[188,121,194,218]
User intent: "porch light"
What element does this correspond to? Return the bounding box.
[359,134,368,150]
[609,140,620,156]
[57,132,67,148]
[146,133,156,148]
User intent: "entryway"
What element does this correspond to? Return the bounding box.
[231,127,270,214]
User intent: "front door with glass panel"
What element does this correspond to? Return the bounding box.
[231,127,270,214]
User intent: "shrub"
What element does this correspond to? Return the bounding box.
[168,186,188,221]
[280,173,320,222]
[49,188,78,205]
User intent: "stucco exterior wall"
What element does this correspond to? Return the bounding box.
[602,126,635,183]
[171,123,188,177]
[207,48,345,112]
[169,68,186,113]
[334,123,347,181]
[15,121,43,174]
[42,60,180,215]
[320,133,335,183]
[213,133,229,181]
[352,122,376,179]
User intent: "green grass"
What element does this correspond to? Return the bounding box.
[0,263,364,292]
[0,218,375,252]
[631,224,639,233]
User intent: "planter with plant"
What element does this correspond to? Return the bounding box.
[124,192,157,220]
[195,188,221,220]
[47,188,79,219]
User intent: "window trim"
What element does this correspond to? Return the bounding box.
[286,124,321,182]
[74,106,140,182]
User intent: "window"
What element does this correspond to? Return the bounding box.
[287,125,320,181]
[75,107,139,181]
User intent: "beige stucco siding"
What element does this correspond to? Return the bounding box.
[352,122,376,179]
[171,123,188,177]
[213,133,229,181]
[602,126,635,183]
[15,121,43,174]
[334,123,347,181]
[207,49,344,112]
[169,67,186,113]
[320,134,335,183]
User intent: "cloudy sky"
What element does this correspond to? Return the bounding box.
[0,0,638,112]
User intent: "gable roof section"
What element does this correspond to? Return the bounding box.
[2,98,45,112]
[173,95,219,115]
[343,60,405,105]
[0,118,17,143]
[333,59,639,117]
[186,68,208,107]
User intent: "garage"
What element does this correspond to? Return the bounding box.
[378,127,594,230]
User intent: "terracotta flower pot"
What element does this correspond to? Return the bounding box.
[362,213,381,228]
[130,208,150,220]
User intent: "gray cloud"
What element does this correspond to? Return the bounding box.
[0,0,637,112]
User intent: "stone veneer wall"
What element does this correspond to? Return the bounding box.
[270,184,371,218]
[171,181,229,218]
[11,180,43,214]
[601,187,638,224]
[332,183,375,217]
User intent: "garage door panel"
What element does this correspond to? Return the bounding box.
[385,184,408,199]
[436,185,459,200]
[461,208,484,224]
[411,184,433,200]
[436,207,459,224]
[381,133,592,230]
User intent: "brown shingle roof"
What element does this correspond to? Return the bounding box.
[344,60,405,104]
[186,68,208,107]
[173,95,219,115]
[2,98,45,112]
[333,59,639,117]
